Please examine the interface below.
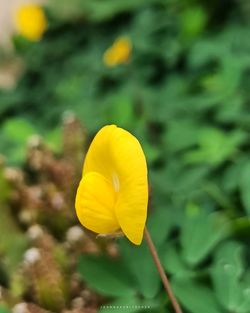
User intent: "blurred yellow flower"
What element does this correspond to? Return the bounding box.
[75,125,148,245]
[15,4,47,41]
[103,37,132,67]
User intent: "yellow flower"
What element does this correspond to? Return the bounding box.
[15,4,47,41]
[103,37,132,67]
[75,125,148,245]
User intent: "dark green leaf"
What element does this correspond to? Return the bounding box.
[119,239,160,298]
[172,278,224,313]
[181,205,230,266]
[77,255,135,297]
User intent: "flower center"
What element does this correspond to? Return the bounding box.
[112,173,120,192]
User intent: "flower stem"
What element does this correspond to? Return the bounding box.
[144,227,183,313]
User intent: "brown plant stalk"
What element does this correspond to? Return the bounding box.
[144,227,183,313]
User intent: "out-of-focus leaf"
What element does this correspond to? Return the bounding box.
[202,60,242,97]
[142,141,161,164]
[104,97,136,129]
[240,161,250,215]
[172,278,224,313]
[184,128,246,165]
[222,157,247,192]
[2,118,35,142]
[77,255,134,297]
[181,204,230,266]
[44,127,62,154]
[0,118,36,164]
[239,271,250,313]
[119,239,160,298]
[164,119,199,153]
[47,0,86,20]
[78,0,161,21]
[163,243,195,279]
[211,241,249,313]
[147,206,174,247]
[180,6,207,39]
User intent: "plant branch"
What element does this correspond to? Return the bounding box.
[144,226,183,313]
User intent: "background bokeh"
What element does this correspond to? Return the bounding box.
[0,0,250,312]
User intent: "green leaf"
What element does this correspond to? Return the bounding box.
[211,241,247,313]
[239,271,250,313]
[78,0,160,21]
[181,205,230,266]
[104,97,136,130]
[152,161,208,200]
[184,128,246,165]
[222,157,247,192]
[147,206,174,247]
[172,278,223,313]
[240,161,250,215]
[119,239,160,298]
[163,243,195,279]
[164,119,199,153]
[188,37,227,67]
[0,118,36,164]
[77,255,134,297]
[44,127,62,154]
[202,59,242,97]
[180,6,207,40]
[2,118,35,142]
[142,141,161,164]
[46,0,86,20]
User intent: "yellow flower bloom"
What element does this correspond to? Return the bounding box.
[103,37,132,67]
[15,4,47,41]
[75,125,148,245]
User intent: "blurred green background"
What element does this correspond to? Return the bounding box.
[1,0,250,312]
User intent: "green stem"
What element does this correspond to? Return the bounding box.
[144,227,183,313]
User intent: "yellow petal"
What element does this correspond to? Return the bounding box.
[83,125,148,245]
[103,49,119,67]
[111,128,148,245]
[83,125,117,180]
[15,5,47,41]
[103,37,132,67]
[75,171,119,234]
[113,37,132,63]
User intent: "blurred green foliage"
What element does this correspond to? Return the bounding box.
[1,0,250,312]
